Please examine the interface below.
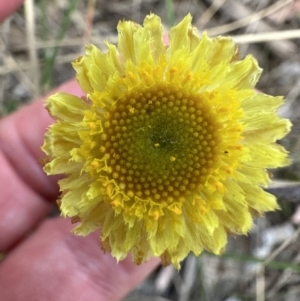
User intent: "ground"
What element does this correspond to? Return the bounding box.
[1,0,300,300]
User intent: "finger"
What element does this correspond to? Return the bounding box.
[0,79,83,199]
[0,217,159,301]
[0,79,83,251]
[0,0,24,22]
[0,153,52,252]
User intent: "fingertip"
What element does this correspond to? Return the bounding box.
[0,0,24,23]
[0,79,83,199]
[0,79,83,250]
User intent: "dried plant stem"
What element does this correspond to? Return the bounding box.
[232,29,300,44]
[254,227,300,300]
[207,0,293,36]
[0,38,36,94]
[8,27,300,55]
[25,0,40,97]
[196,0,227,29]
[256,266,265,301]
[238,227,300,294]
[83,0,96,45]
[258,227,300,272]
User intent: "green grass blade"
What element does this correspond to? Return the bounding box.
[41,0,79,90]
[165,0,175,26]
[205,251,300,273]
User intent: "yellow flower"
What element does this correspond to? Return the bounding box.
[42,14,291,268]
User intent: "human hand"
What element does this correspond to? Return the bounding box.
[0,3,159,301]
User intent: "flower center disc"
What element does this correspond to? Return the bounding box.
[101,84,220,201]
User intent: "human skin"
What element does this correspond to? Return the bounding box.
[0,0,23,22]
[0,2,159,300]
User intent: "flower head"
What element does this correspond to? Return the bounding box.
[42,14,291,268]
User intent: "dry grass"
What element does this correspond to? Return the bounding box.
[1,0,300,300]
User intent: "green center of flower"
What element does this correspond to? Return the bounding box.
[100,84,221,201]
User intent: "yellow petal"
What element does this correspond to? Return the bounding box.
[117,20,140,63]
[46,93,88,122]
[240,183,279,212]
[227,55,262,89]
[168,14,192,56]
